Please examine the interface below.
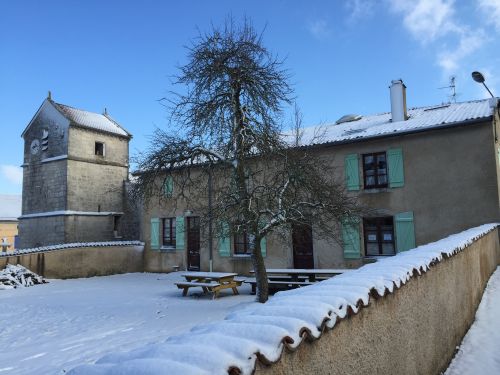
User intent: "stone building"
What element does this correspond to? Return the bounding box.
[18,95,136,248]
[142,80,500,273]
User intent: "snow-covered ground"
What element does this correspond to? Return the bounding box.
[445,266,500,375]
[0,272,256,374]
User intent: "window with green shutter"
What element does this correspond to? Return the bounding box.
[175,216,185,251]
[395,211,415,252]
[150,218,160,250]
[387,148,404,188]
[260,236,267,257]
[342,217,361,259]
[164,175,174,197]
[345,154,360,191]
[218,222,230,257]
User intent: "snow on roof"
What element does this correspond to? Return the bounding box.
[53,101,131,138]
[0,194,21,220]
[68,223,499,375]
[296,98,496,146]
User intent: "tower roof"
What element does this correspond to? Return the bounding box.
[52,101,131,138]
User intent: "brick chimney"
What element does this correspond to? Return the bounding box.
[390,79,408,122]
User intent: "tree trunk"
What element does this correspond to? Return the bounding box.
[252,238,269,303]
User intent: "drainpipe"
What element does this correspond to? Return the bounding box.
[208,166,213,272]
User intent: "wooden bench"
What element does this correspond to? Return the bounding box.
[244,278,313,294]
[175,279,243,299]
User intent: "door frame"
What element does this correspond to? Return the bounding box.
[186,216,201,271]
[292,223,314,269]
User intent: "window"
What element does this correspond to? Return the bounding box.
[95,142,105,156]
[362,152,388,189]
[162,217,176,247]
[233,231,255,255]
[363,217,395,256]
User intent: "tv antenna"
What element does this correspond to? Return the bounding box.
[439,76,458,103]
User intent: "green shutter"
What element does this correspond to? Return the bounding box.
[345,154,360,191]
[164,176,173,197]
[150,218,160,250]
[260,236,267,257]
[342,217,361,259]
[218,222,230,257]
[175,216,185,251]
[388,148,404,188]
[395,211,415,252]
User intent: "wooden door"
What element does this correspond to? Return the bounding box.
[187,216,201,270]
[292,224,314,269]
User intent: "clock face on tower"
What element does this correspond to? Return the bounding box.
[30,139,40,155]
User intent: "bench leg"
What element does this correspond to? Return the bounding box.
[182,287,188,297]
[232,287,239,295]
[251,284,256,294]
[213,290,219,299]
[202,286,208,293]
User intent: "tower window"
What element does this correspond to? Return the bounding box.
[95,142,105,156]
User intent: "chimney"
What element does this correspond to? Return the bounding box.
[390,79,407,122]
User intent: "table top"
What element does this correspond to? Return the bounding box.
[255,268,350,275]
[182,272,238,279]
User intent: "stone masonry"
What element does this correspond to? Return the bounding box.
[18,97,139,248]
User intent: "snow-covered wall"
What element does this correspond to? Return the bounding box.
[69,224,499,375]
[0,242,144,278]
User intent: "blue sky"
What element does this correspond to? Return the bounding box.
[1,0,499,195]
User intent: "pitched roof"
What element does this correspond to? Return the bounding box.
[298,98,497,146]
[52,101,131,138]
[0,194,21,221]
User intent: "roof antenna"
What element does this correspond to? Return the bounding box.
[47,90,52,100]
[438,76,458,103]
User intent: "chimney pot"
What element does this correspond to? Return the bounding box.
[390,79,408,122]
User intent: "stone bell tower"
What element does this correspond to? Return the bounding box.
[18,94,133,248]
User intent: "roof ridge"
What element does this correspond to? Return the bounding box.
[53,101,106,116]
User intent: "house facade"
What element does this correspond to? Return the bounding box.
[18,95,137,248]
[141,80,500,274]
[0,194,22,251]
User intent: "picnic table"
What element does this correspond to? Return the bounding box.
[263,268,348,282]
[246,268,349,294]
[175,272,242,299]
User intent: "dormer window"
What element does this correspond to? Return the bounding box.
[95,142,105,156]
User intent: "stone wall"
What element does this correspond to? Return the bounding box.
[66,160,128,213]
[18,215,65,248]
[0,244,144,279]
[22,160,67,215]
[64,215,117,243]
[255,228,500,375]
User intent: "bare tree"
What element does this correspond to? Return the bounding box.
[133,19,360,302]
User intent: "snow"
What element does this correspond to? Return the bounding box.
[68,223,498,375]
[294,99,494,146]
[19,210,124,219]
[0,240,143,257]
[0,264,46,289]
[41,154,68,163]
[0,272,256,374]
[53,102,130,137]
[445,266,500,375]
